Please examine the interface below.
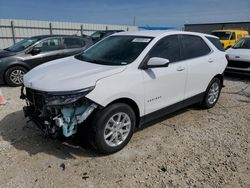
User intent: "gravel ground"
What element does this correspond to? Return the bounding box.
[0,74,249,188]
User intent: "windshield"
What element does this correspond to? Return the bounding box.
[76,35,153,65]
[5,37,40,52]
[233,37,250,49]
[211,31,231,40]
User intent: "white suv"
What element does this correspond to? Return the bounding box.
[21,31,227,154]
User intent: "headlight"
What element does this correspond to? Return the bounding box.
[45,86,94,106]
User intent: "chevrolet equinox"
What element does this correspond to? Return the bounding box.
[21,31,227,154]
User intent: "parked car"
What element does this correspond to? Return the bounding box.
[21,31,227,154]
[90,30,124,43]
[211,29,249,49]
[226,36,250,75]
[0,35,93,86]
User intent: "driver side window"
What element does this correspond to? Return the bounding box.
[34,38,61,52]
[148,35,181,63]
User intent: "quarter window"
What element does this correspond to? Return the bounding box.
[206,36,225,51]
[181,35,211,60]
[64,38,84,49]
[148,35,181,63]
[34,38,61,52]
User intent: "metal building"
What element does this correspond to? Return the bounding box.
[0,19,138,49]
[184,21,250,34]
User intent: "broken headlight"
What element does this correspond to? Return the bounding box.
[45,86,95,106]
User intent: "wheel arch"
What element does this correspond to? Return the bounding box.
[213,74,224,86]
[3,61,29,77]
[107,98,140,128]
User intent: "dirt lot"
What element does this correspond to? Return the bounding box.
[0,75,249,188]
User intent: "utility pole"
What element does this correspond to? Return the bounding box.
[133,16,136,26]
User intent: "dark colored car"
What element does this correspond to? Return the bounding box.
[90,30,124,43]
[0,35,93,86]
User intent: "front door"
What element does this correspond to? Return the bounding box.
[142,35,187,115]
[24,37,63,68]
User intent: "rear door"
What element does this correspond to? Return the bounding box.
[180,34,214,99]
[62,37,86,57]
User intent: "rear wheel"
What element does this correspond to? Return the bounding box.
[201,78,222,108]
[90,103,136,154]
[5,66,27,86]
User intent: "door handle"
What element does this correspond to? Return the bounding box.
[208,59,214,63]
[176,66,185,71]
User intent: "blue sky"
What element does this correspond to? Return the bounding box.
[0,0,249,27]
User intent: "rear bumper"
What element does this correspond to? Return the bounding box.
[225,67,250,75]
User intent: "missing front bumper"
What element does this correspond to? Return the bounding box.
[21,87,98,138]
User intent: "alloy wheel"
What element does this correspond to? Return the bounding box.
[207,82,220,105]
[104,112,131,147]
[10,69,25,85]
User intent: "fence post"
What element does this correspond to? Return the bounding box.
[11,21,16,44]
[81,25,83,36]
[49,23,53,35]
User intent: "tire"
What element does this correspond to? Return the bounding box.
[90,103,136,154]
[5,66,27,87]
[201,77,222,109]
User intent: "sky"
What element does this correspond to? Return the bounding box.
[0,0,249,27]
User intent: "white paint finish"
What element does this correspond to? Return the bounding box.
[142,62,187,114]
[23,56,126,92]
[86,68,145,116]
[226,48,250,62]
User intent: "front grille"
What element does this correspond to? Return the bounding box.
[26,88,46,109]
[227,60,250,69]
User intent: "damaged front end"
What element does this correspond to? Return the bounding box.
[20,86,98,138]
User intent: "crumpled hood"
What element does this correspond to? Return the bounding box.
[0,50,16,59]
[23,56,126,92]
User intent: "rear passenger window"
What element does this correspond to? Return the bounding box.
[64,38,85,49]
[206,36,225,51]
[148,35,181,63]
[181,35,211,59]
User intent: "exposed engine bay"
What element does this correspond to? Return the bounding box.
[20,86,98,138]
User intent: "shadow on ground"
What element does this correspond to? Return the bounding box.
[224,73,250,82]
[0,110,100,159]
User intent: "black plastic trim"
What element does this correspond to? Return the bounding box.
[139,92,205,127]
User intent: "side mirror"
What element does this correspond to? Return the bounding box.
[142,57,170,69]
[30,48,41,55]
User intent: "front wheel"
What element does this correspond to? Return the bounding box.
[201,78,222,108]
[90,103,136,154]
[5,66,27,86]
